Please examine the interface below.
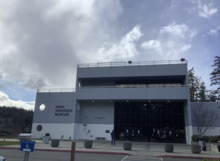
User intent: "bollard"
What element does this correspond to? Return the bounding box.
[70,142,76,161]
[4,135,5,142]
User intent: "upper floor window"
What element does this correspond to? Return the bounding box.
[149,83,181,87]
[115,83,182,88]
[116,84,147,88]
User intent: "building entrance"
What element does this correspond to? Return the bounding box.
[114,102,186,143]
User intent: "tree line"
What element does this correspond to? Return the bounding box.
[188,56,220,102]
[0,106,33,136]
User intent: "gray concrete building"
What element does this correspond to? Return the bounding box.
[31,59,220,144]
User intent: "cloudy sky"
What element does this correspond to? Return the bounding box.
[0,0,219,110]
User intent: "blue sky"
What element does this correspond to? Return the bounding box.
[0,0,219,110]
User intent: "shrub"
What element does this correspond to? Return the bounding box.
[210,136,218,143]
[203,135,210,142]
[192,135,220,142]
[192,135,199,142]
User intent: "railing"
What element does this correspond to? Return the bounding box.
[77,59,187,68]
[37,88,75,93]
[78,85,188,89]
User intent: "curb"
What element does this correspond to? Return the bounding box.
[0,147,130,156]
[157,155,220,159]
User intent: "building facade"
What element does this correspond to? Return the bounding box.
[31,60,220,144]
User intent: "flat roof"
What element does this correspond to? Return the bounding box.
[77,59,187,68]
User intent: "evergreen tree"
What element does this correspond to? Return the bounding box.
[0,106,33,135]
[208,90,217,102]
[198,81,207,102]
[210,56,220,94]
[188,68,200,102]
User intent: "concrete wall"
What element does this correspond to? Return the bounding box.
[31,92,76,139]
[32,123,73,140]
[79,102,114,124]
[77,64,187,78]
[190,102,220,136]
[78,124,113,140]
[74,101,114,140]
[33,92,75,123]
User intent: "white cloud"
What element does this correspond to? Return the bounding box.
[178,44,192,53]
[0,0,123,89]
[197,0,218,18]
[141,40,162,55]
[160,22,188,38]
[92,25,143,62]
[19,75,47,89]
[0,91,34,110]
[208,26,220,36]
[141,22,196,59]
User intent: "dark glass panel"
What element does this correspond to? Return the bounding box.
[114,113,120,125]
[161,114,167,127]
[125,105,131,113]
[136,114,141,125]
[179,115,185,127]
[141,105,147,114]
[142,113,147,125]
[166,105,173,113]
[149,114,155,126]
[119,114,124,125]
[173,115,179,126]
[166,114,173,126]
[115,106,120,113]
[155,114,161,125]
[136,105,142,113]
[114,101,185,143]
[130,114,136,125]
[179,105,184,114]
[131,105,135,113]
[119,105,124,113]
[125,113,130,125]
[172,105,179,113]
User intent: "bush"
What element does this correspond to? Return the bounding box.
[192,135,199,142]
[192,135,219,142]
[210,136,218,143]
[203,135,210,142]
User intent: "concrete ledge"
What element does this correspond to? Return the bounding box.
[207,143,220,153]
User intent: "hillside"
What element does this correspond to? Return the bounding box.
[0,106,33,136]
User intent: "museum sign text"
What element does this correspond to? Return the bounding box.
[55,106,72,116]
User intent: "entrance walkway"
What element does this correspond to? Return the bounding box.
[0,139,219,159]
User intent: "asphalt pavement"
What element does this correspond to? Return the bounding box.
[0,139,219,160]
[0,149,202,161]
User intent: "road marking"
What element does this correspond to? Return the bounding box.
[121,156,163,160]
[121,155,128,161]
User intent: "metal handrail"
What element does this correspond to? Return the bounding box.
[37,88,75,93]
[78,85,188,89]
[77,59,187,68]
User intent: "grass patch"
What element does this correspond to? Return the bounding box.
[1,137,19,140]
[5,137,19,139]
[32,138,42,140]
[0,141,20,146]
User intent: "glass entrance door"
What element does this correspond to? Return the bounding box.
[114,102,185,143]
